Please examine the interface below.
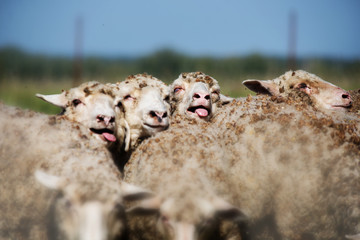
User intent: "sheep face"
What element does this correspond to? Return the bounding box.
[113,74,170,148]
[243,70,352,111]
[170,72,223,121]
[36,171,152,240]
[128,195,245,240]
[36,82,118,143]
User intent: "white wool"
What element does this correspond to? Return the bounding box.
[112,74,170,151]
[0,103,143,240]
[124,93,360,239]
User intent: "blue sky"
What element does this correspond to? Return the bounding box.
[0,0,359,58]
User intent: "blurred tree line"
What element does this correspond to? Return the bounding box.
[1,46,359,88]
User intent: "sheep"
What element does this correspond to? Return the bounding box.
[0,103,151,240]
[123,92,360,240]
[349,89,360,115]
[210,95,360,239]
[111,73,171,150]
[169,72,232,121]
[243,70,353,112]
[120,118,243,240]
[123,116,247,240]
[36,81,119,143]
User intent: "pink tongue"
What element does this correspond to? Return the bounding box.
[102,132,116,142]
[195,108,209,117]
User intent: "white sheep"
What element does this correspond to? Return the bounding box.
[123,115,248,240]
[169,72,232,121]
[211,96,360,239]
[243,70,353,112]
[0,103,151,240]
[123,92,360,239]
[111,74,170,150]
[36,81,119,143]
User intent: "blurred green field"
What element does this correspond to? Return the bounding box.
[1,47,359,114]
[1,73,359,115]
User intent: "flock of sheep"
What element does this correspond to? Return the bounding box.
[0,70,359,240]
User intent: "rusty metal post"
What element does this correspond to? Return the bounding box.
[73,16,83,87]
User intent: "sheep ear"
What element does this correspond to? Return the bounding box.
[120,182,153,201]
[345,233,360,240]
[126,196,161,216]
[36,93,68,108]
[212,197,248,222]
[35,170,64,190]
[219,94,234,105]
[242,79,280,96]
[123,120,131,152]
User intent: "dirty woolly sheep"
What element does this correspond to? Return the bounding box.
[36,81,121,144]
[169,72,232,121]
[0,103,151,240]
[109,73,171,169]
[243,70,353,112]
[123,115,247,240]
[212,94,360,239]
[123,92,360,240]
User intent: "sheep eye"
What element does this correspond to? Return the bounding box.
[124,95,134,100]
[164,95,170,102]
[298,83,308,89]
[173,87,183,93]
[72,99,82,107]
[116,101,123,108]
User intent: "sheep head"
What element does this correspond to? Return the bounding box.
[170,72,233,121]
[243,70,352,111]
[36,82,118,143]
[35,170,153,240]
[127,190,247,240]
[112,74,170,149]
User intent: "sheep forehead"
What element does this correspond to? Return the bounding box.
[60,200,124,240]
[277,70,333,90]
[160,197,208,223]
[62,181,122,204]
[178,72,219,89]
[118,74,168,95]
[67,81,115,100]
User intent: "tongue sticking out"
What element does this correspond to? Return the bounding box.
[195,108,209,117]
[102,132,117,142]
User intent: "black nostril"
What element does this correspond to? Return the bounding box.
[109,117,115,123]
[204,95,210,100]
[163,112,168,118]
[193,93,200,99]
[97,115,104,121]
[342,94,349,99]
[149,111,157,118]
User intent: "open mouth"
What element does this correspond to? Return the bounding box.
[90,128,117,142]
[144,122,169,130]
[187,105,210,118]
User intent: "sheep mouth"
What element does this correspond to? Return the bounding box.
[187,105,210,118]
[144,122,169,130]
[331,103,352,109]
[89,128,117,142]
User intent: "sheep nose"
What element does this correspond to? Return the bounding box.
[193,92,210,101]
[96,115,115,125]
[341,91,353,105]
[149,111,168,123]
[342,93,350,99]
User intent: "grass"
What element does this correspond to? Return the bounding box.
[0,78,73,114]
[1,72,359,114]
